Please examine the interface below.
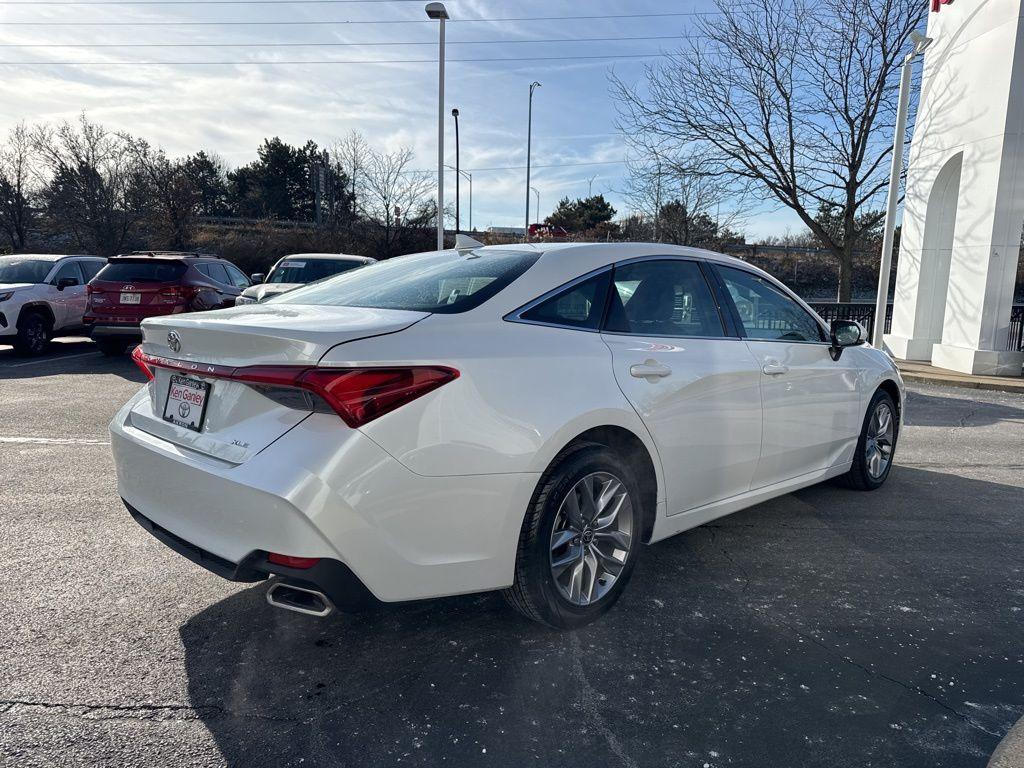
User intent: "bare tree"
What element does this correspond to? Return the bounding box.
[624,155,748,246]
[0,123,37,252]
[129,139,200,250]
[33,114,146,256]
[346,139,435,259]
[613,0,926,301]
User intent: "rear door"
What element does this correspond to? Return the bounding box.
[194,262,235,307]
[600,258,763,515]
[712,264,863,489]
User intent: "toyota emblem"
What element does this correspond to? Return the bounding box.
[167,331,182,353]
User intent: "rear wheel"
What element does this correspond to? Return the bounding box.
[841,389,898,491]
[96,338,129,357]
[13,312,50,356]
[503,445,643,629]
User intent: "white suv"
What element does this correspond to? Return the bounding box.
[0,254,107,355]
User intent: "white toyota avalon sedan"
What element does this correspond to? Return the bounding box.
[111,241,903,628]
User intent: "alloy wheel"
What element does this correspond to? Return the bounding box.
[865,401,895,479]
[549,471,634,606]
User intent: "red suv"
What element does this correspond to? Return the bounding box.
[85,251,252,355]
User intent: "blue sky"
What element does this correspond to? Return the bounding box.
[0,0,802,238]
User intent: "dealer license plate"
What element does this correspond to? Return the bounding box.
[163,374,211,432]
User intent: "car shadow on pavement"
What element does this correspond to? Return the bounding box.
[0,340,144,381]
[178,465,1024,768]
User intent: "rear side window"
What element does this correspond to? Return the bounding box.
[605,260,725,337]
[80,260,104,281]
[96,260,187,283]
[275,250,540,314]
[198,262,231,284]
[520,271,611,330]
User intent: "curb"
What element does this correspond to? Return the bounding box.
[988,715,1024,768]
[897,372,1024,395]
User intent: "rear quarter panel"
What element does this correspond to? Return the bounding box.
[319,314,667,504]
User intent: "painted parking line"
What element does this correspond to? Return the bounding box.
[0,352,97,370]
[0,437,110,446]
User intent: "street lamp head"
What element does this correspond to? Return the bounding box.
[910,30,933,56]
[530,81,542,90]
[425,2,448,20]
[451,108,459,118]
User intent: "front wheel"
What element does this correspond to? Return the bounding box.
[13,312,50,356]
[841,389,899,491]
[503,445,643,629]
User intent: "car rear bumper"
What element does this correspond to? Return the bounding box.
[110,390,539,603]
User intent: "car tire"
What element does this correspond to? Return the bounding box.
[12,312,50,356]
[503,444,644,629]
[841,389,899,491]
[96,339,129,357]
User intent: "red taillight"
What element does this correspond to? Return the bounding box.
[267,553,320,570]
[133,350,459,427]
[86,283,99,295]
[131,345,155,381]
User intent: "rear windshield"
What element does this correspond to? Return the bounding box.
[0,259,52,284]
[274,250,540,314]
[96,260,188,283]
[269,258,366,284]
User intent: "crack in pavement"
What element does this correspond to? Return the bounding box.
[700,537,1005,740]
[0,698,300,725]
[569,633,640,768]
[765,621,1003,739]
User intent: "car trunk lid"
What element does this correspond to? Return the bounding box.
[128,304,428,463]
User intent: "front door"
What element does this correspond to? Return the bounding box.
[601,259,763,515]
[48,260,87,330]
[713,265,863,489]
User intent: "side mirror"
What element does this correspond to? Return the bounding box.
[56,277,79,291]
[251,273,266,284]
[829,319,865,360]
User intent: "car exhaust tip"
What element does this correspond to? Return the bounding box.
[266,581,333,618]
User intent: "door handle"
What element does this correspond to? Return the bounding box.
[762,360,789,376]
[630,360,672,380]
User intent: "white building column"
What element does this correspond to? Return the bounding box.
[886,0,1024,376]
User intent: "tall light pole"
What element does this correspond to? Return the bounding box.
[451,107,461,233]
[426,2,448,251]
[873,30,932,349]
[525,80,541,241]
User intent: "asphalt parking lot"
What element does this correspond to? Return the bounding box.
[1,340,1022,768]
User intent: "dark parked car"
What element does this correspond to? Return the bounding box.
[84,251,251,355]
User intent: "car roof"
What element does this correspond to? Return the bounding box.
[472,241,765,275]
[278,253,376,261]
[0,253,100,262]
[111,251,221,261]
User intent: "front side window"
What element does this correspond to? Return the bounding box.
[224,263,250,289]
[604,260,725,338]
[716,265,824,342]
[275,250,540,314]
[50,261,84,286]
[519,271,610,330]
